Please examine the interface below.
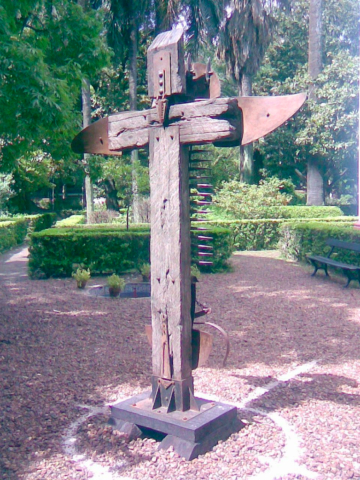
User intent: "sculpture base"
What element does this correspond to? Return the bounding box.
[109,392,241,460]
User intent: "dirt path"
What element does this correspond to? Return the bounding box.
[0,246,29,283]
[0,248,359,480]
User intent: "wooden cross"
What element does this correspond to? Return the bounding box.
[72,28,305,458]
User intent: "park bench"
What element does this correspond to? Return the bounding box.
[307,238,360,288]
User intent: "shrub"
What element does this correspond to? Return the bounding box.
[0,214,56,254]
[279,222,360,265]
[191,226,234,271]
[203,217,356,251]
[0,219,28,253]
[26,213,57,233]
[55,215,86,227]
[214,177,293,219]
[72,268,91,289]
[29,225,233,278]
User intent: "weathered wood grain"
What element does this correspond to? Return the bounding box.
[107,98,243,151]
[150,126,192,381]
[147,28,186,98]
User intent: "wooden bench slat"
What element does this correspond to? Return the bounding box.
[307,255,360,271]
[325,238,360,253]
[306,238,360,287]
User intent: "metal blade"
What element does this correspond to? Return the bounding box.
[71,117,121,156]
[238,93,306,146]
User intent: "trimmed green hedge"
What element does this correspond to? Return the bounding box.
[0,213,57,254]
[202,217,356,251]
[28,225,233,278]
[0,219,28,253]
[256,205,344,219]
[55,215,86,227]
[279,222,360,265]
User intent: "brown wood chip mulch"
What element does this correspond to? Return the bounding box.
[1,247,360,480]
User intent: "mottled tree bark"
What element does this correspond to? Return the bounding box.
[129,18,140,223]
[307,0,324,205]
[81,77,94,221]
[239,74,254,184]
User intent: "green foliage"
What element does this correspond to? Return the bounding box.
[215,177,296,219]
[55,215,86,227]
[0,174,14,213]
[0,213,56,253]
[279,222,360,266]
[29,227,151,278]
[207,216,356,251]
[27,213,57,233]
[107,274,125,289]
[190,264,201,281]
[0,219,28,253]
[253,0,359,201]
[139,263,151,277]
[191,227,234,272]
[0,1,110,171]
[72,268,91,289]
[28,225,233,277]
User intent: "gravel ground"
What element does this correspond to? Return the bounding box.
[1,247,360,480]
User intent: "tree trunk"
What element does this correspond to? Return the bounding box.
[81,77,94,222]
[103,178,119,211]
[239,74,254,183]
[307,0,324,205]
[307,157,324,205]
[129,18,140,223]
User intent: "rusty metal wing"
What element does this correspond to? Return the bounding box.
[238,93,306,146]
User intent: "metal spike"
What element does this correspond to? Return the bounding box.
[198,252,213,256]
[196,184,213,189]
[197,235,213,241]
[189,176,212,180]
[190,210,209,214]
[192,200,212,206]
[198,261,213,265]
[198,245,213,250]
[190,192,212,197]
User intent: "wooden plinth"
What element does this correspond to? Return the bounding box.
[110,392,241,460]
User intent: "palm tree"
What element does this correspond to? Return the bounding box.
[218,0,274,183]
[103,0,179,222]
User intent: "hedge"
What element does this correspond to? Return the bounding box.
[202,217,356,251]
[255,205,344,219]
[28,225,233,278]
[55,215,86,227]
[0,213,57,254]
[279,222,360,266]
[0,220,28,253]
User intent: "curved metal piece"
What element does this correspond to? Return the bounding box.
[238,93,306,145]
[71,117,121,156]
[194,320,230,367]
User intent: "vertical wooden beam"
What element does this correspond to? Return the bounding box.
[149,125,192,384]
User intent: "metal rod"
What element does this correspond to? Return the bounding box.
[189,176,212,180]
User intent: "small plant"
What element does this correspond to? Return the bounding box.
[72,268,91,289]
[139,263,151,282]
[107,274,125,297]
[191,264,201,281]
